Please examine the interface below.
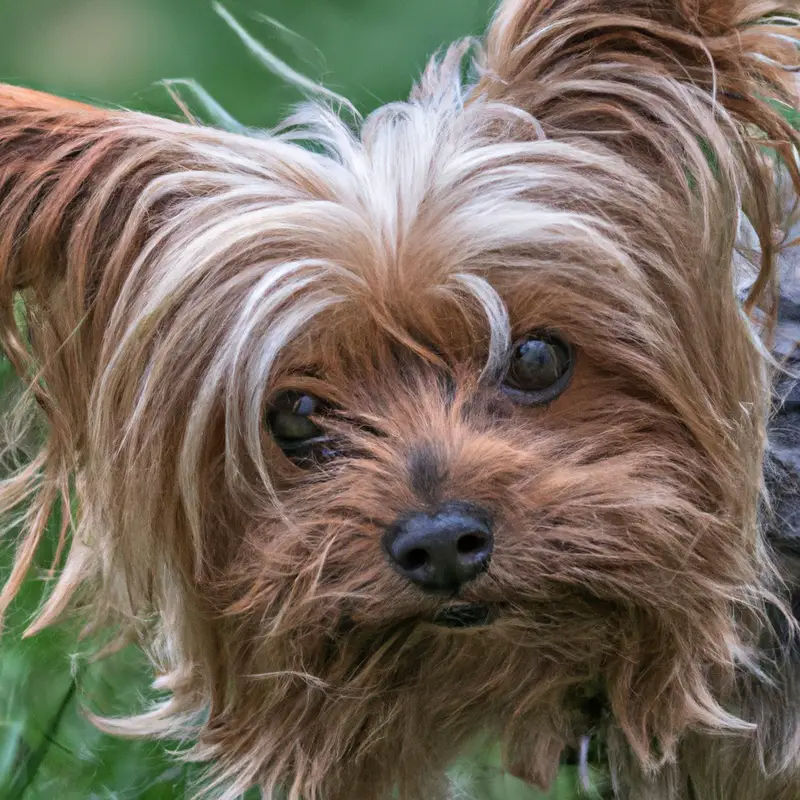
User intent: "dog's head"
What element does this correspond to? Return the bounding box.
[1,1,799,797]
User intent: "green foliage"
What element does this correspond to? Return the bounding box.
[0,0,491,129]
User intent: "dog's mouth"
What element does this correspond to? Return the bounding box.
[431,603,498,629]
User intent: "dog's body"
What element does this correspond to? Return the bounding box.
[1,1,800,798]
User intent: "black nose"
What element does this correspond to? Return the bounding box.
[383,502,493,593]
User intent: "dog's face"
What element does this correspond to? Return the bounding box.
[2,1,798,798]
[76,101,763,796]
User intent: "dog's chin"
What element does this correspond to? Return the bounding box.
[430,603,499,629]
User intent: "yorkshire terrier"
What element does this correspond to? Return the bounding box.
[1,0,800,798]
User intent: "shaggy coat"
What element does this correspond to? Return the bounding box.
[1,1,800,798]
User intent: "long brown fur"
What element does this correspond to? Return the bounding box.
[1,1,800,798]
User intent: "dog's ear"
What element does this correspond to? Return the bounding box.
[0,88,152,617]
[477,0,800,314]
[0,85,260,627]
[0,86,196,368]
[479,0,799,146]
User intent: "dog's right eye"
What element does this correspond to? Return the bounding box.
[501,331,574,405]
[267,391,333,464]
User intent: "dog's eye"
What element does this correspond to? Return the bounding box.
[268,391,332,464]
[270,393,321,441]
[502,331,574,405]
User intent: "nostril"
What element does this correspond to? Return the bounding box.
[402,548,430,570]
[456,533,488,556]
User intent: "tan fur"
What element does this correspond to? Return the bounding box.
[1,1,800,798]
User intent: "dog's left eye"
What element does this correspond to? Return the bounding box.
[268,391,332,463]
[502,331,574,405]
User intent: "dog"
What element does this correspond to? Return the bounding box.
[1,0,800,798]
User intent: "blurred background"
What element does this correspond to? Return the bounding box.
[0,1,605,797]
[0,0,489,125]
